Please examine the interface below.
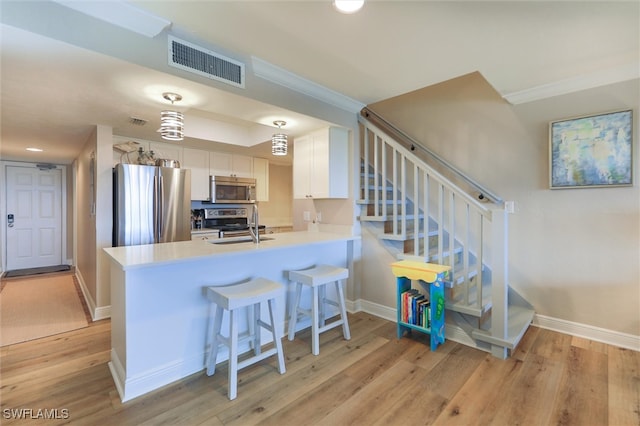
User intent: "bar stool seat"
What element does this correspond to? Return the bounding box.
[288,264,351,355]
[205,278,286,400]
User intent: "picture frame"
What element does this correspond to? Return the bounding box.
[549,109,633,189]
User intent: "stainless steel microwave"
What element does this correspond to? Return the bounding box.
[209,176,256,204]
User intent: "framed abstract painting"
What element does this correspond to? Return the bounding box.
[549,109,633,189]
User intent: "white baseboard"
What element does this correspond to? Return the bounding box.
[533,314,640,352]
[74,269,111,321]
[350,299,640,352]
[109,348,205,403]
[94,305,111,321]
[351,299,395,322]
[108,350,126,402]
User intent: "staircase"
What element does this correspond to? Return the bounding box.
[357,108,534,359]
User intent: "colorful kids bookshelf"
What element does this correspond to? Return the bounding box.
[391,260,451,351]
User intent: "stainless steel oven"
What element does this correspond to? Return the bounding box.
[203,207,265,238]
[209,176,256,204]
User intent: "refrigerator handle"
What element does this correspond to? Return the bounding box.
[153,176,158,242]
[157,175,164,240]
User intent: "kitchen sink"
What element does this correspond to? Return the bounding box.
[208,237,275,245]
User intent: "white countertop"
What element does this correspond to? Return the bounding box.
[104,231,358,270]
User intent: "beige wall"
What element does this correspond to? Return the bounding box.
[76,129,98,308]
[75,125,113,318]
[365,72,639,336]
[259,163,293,228]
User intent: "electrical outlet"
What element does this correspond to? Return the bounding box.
[303,211,311,222]
[316,212,322,223]
[505,201,515,214]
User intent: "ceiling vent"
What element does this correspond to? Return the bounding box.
[168,35,245,88]
[128,116,147,126]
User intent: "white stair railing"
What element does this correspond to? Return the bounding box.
[360,117,508,326]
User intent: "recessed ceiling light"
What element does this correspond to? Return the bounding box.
[26,147,43,152]
[333,0,365,14]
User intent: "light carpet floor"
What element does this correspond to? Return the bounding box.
[0,274,89,346]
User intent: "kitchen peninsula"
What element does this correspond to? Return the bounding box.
[104,231,358,402]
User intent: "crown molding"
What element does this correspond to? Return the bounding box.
[502,62,640,105]
[251,56,365,114]
[52,0,171,37]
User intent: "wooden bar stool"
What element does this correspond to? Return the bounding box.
[287,264,351,355]
[205,278,286,400]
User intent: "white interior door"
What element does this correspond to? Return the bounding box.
[6,165,63,270]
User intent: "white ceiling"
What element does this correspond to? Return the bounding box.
[1,1,638,166]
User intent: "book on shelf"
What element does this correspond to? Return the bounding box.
[401,289,430,326]
[417,299,431,328]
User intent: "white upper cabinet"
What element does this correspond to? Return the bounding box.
[293,127,349,199]
[182,148,211,201]
[149,142,183,164]
[209,152,253,178]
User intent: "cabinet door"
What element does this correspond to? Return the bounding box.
[149,142,183,164]
[209,152,233,176]
[232,155,253,178]
[209,153,253,178]
[293,135,313,199]
[323,127,348,199]
[293,128,348,199]
[253,157,269,201]
[311,129,331,198]
[183,148,210,201]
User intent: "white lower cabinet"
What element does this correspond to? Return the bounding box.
[191,231,219,241]
[293,127,349,199]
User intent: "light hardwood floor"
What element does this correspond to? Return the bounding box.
[1,312,638,425]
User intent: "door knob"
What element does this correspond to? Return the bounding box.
[7,213,14,227]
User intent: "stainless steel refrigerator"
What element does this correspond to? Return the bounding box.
[113,163,191,246]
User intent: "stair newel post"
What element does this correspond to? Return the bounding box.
[462,202,471,306]
[424,172,430,259]
[362,125,369,204]
[490,206,509,359]
[400,152,406,235]
[392,147,398,231]
[448,191,456,273]
[437,184,445,265]
[475,212,484,309]
[374,133,380,217]
[413,164,419,255]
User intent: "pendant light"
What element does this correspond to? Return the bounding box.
[160,92,184,141]
[272,120,288,156]
[333,0,364,14]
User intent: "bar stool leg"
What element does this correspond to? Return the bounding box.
[228,308,240,400]
[268,298,286,374]
[252,303,262,355]
[288,282,302,341]
[319,285,326,328]
[206,305,223,376]
[336,280,351,340]
[311,285,320,356]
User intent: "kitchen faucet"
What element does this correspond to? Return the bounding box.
[249,203,260,244]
